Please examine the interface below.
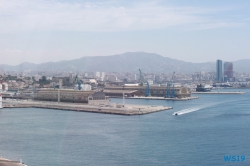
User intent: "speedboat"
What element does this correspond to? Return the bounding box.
[173,112,178,116]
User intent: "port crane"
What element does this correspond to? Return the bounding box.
[138,69,151,97]
[75,75,82,90]
[139,69,144,86]
[165,72,175,98]
[52,82,56,89]
[145,81,151,97]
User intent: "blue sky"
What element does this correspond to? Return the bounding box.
[0,0,250,65]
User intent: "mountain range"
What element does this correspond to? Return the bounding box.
[0,52,249,74]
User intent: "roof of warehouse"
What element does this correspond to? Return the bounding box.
[103,90,138,94]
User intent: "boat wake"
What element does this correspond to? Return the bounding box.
[172,99,239,116]
[173,100,238,115]
[173,107,202,116]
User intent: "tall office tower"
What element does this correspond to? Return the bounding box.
[224,62,233,81]
[216,59,223,82]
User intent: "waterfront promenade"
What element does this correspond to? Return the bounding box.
[191,91,245,94]
[2,99,172,115]
[127,96,199,100]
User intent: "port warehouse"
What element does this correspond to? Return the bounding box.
[103,90,144,98]
[2,85,191,101]
[34,89,109,104]
[104,85,191,98]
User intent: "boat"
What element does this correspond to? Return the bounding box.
[184,83,197,92]
[213,81,232,87]
[196,84,213,92]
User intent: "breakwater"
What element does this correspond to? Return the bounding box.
[2,100,172,116]
[0,156,27,166]
[191,91,245,94]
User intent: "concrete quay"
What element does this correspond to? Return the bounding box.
[126,96,199,101]
[2,100,172,116]
[191,91,246,94]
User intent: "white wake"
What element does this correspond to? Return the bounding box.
[172,99,239,116]
[173,107,202,116]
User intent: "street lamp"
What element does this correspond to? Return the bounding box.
[58,89,60,103]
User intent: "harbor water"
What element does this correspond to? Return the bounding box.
[0,89,250,166]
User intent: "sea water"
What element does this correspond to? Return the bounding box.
[0,89,250,166]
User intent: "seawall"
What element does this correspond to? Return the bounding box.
[2,100,172,116]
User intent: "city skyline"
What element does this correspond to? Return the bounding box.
[1,0,250,65]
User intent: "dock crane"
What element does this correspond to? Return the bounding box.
[139,69,144,86]
[75,75,82,90]
[165,72,175,98]
[145,81,151,97]
[139,69,151,97]
[52,82,56,89]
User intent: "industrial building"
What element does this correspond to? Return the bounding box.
[34,89,109,104]
[104,85,191,98]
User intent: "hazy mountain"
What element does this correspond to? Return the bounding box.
[0,52,249,73]
[233,59,250,73]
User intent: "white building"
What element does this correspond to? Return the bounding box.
[0,94,2,109]
[95,72,100,78]
[2,83,8,92]
[105,75,117,82]
[82,84,92,91]
[101,72,105,78]
[34,75,42,81]
[88,79,97,84]
[147,80,154,85]
[100,72,106,81]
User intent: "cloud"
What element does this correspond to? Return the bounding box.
[0,0,246,33]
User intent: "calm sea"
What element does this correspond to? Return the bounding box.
[0,89,250,166]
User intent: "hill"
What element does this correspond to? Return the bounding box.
[0,52,249,73]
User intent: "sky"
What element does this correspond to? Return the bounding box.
[0,0,250,65]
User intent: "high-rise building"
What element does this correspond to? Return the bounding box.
[224,62,233,81]
[216,59,223,82]
[101,72,105,78]
[95,72,100,78]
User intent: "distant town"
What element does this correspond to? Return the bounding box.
[0,58,249,103]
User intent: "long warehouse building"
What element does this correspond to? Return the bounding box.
[104,85,191,98]
[34,89,109,104]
